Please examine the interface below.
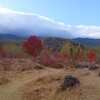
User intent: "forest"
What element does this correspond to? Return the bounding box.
[0,36,99,68]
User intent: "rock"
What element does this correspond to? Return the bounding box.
[98,71,100,76]
[61,75,80,91]
[84,65,89,68]
[89,66,99,70]
[75,65,88,69]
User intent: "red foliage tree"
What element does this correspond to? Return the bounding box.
[86,51,96,62]
[0,47,8,58]
[39,52,67,68]
[23,36,42,57]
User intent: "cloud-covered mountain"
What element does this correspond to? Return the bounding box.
[0,7,100,39]
[0,7,72,38]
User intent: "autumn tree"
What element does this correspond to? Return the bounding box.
[23,36,42,57]
[60,43,73,58]
[86,51,96,64]
[73,45,85,59]
[3,44,27,58]
[0,45,7,58]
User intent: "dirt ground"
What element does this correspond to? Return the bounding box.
[0,59,100,100]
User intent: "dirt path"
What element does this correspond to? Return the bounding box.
[0,68,63,100]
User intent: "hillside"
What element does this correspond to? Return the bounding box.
[0,34,99,47]
[0,39,24,46]
[42,37,84,51]
[0,36,84,51]
[73,38,100,46]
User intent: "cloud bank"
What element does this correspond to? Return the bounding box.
[0,7,100,38]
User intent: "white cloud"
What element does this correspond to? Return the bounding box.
[73,25,100,38]
[0,7,14,13]
[0,7,73,38]
[0,7,100,38]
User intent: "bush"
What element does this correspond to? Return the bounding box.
[39,52,65,68]
[34,65,44,70]
[86,51,96,64]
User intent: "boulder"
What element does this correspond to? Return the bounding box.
[61,75,80,91]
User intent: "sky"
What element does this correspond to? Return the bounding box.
[0,0,100,38]
[0,0,100,25]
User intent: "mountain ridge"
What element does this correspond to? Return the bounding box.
[73,38,100,46]
[0,34,26,39]
[0,34,100,46]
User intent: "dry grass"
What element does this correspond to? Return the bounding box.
[22,68,100,100]
[0,58,38,72]
[0,77,9,85]
[0,58,100,100]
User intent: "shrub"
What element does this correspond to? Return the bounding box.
[34,65,44,70]
[87,51,96,62]
[0,49,8,58]
[39,52,66,68]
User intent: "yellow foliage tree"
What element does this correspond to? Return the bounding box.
[60,43,85,59]
[60,43,73,57]
[3,44,28,58]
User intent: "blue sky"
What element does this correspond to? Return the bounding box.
[0,0,100,26]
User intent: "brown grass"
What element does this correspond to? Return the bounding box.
[0,58,38,72]
[0,77,9,85]
[0,58,100,100]
[22,68,100,100]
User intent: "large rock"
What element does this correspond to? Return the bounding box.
[61,75,80,91]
